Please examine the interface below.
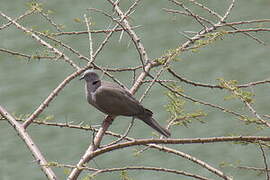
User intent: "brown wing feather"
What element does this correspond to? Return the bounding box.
[94,81,144,116]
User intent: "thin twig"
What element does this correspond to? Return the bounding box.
[0,11,80,70]
[169,0,213,28]
[84,14,94,63]
[105,118,135,146]
[226,28,270,34]
[258,142,270,180]
[49,162,211,180]
[221,0,235,23]
[51,26,142,36]
[160,81,245,118]
[218,19,270,26]
[90,166,212,180]
[168,68,270,89]
[23,69,88,128]
[245,102,270,127]
[0,9,36,30]
[164,8,214,26]
[238,166,270,172]
[39,11,62,32]
[67,115,115,180]
[221,80,270,127]
[0,48,57,60]
[139,66,167,102]
[1,117,238,180]
[107,0,148,69]
[187,0,222,19]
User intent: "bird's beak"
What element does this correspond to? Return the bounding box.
[79,75,84,80]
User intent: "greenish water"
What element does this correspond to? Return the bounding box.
[1,0,270,179]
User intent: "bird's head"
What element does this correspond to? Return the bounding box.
[80,70,100,86]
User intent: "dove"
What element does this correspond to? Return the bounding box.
[80,70,171,137]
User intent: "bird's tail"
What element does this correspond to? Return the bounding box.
[137,109,171,137]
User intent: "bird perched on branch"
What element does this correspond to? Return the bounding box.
[80,70,171,137]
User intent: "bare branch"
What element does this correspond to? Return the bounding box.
[51,26,142,36]
[218,19,270,26]
[221,0,235,23]
[238,166,270,172]
[39,11,62,32]
[220,80,270,127]
[163,8,214,26]
[168,68,270,89]
[67,115,115,180]
[0,11,80,70]
[90,166,212,180]
[226,28,270,34]
[106,118,135,146]
[258,142,270,180]
[0,9,36,30]
[107,0,149,69]
[2,117,242,180]
[1,1,270,180]
[187,0,222,20]
[0,48,57,60]
[23,69,86,128]
[0,106,58,180]
[84,14,94,63]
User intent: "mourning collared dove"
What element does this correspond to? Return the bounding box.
[80,70,171,137]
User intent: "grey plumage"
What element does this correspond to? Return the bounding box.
[80,70,171,137]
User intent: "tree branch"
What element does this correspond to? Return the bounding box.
[0,106,58,180]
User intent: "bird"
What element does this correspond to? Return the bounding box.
[80,69,171,137]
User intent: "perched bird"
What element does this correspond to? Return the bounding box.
[80,70,171,137]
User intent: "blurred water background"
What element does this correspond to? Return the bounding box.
[0,0,270,179]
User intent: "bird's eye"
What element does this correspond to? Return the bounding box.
[92,80,99,85]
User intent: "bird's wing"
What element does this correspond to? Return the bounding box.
[93,81,144,116]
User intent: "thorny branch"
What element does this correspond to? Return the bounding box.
[258,142,270,180]
[0,106,57,180]
[1,0,270,180]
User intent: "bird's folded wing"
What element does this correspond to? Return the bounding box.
[94,85,144,116]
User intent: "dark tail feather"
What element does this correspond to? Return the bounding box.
[137,114,171,137]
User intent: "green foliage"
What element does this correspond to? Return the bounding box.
[194,30,228,49]
[12,113,54,122]
[165,84,207,127]
[220,160,266,177]
[46,161,59,167]
[156,48,182,65]
[43,115,54,121]
[191,30,228,53]
[219,160,240,168]
[173,111,207,127]
[165,85,185,118]
[82,174,95,180]
[217,79,266,127]
[40,30,53,36]
[26,1,43,12]
[226,134,254,145]
[74,18,82,23]
[30,49,53,60]
[132,148,143,157]
[218,78,254,103]
[63,168,71,175]
[47,9,54,15]
[239,116,264,126]
[232,140,251,146]
[26,1,65,33]
[120,171,133,180]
